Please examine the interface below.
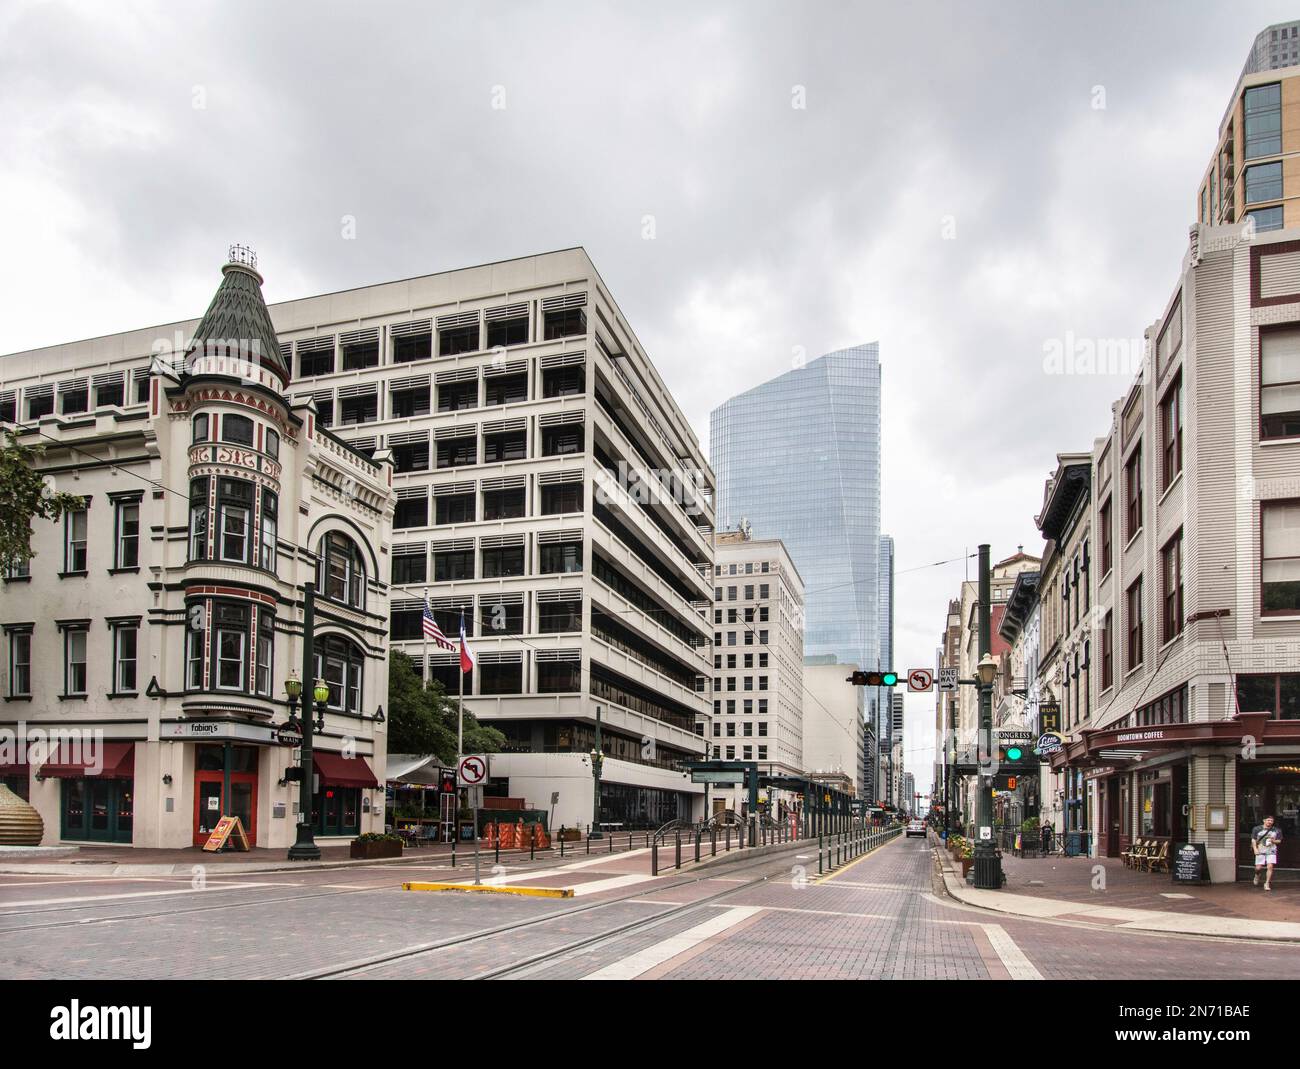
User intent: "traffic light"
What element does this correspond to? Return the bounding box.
[994,774,1019,791]
[998,743,1029,766]
[846,671,899,687]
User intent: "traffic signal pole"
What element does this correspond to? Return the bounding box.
[973,544,1003,890]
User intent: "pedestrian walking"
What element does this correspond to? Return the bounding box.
[1251,815,1282,891]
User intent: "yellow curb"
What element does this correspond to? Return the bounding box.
[401,881,574,898]
[811,833,901,885]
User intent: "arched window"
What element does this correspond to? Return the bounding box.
[320,531,365,608]
[222,414,254,446]
[314,634,363,712]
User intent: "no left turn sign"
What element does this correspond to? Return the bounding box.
[457,754,488,786]
[907,669,934,693]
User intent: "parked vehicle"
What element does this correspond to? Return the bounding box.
[906,819,926,838]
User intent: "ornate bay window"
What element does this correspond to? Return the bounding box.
[217,478,254,563]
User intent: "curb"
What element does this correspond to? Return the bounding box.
[402,881,573,898]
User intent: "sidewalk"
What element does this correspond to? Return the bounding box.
[933,834,1300,942]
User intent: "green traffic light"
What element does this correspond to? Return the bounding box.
[882,672,898,686]
[1005,746,1023,762]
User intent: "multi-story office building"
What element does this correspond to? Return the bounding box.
[707,528,805,815]
[802,657,865,795]
[1198,22,1300,233]
[276,248,715,831]
[0,247,394,848]
[901,772,915,816]
[710,345,882,673]
[861,715,878,802]
[936,598,961,824]
[889,691,905,810]
[876,534,895,796]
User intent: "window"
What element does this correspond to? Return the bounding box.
[481,602,523,635]
[341,336,379,370]
[543,365,584,398]
[537,659,580,693]
[540,541,582,574]
[320,532,365,608]
[393,331,432,364]
[479,661,522,696]
[1124,442,1143,540]
[8,631,31,697]
[1260,328,1300,440]
[483,430,527,462]
[193,414,210,443]
[482,545,525,578]
[392,441,429,473]
[255,611,273,696]
[222,414,254,446]
[64,509,87,573]
[1245,84,1282,159]
[485,373,527,406]
[393,496,427,529]
[216,478,253,563]
[435,492,475,525]
[391,384,431,418]
[1248,206,1285,233]
[1262,501,1300,614]
[392,552,427,585]
[265,428,280,461]
[544,306,586,339]
[1126,577,1144,670]
[542,425,583,456]
[483,487,525,520]
[541,482,582,515]
[94,375,124,407]
[1245,161,1283,205]
[189,478,209,560]
[0,393,14,423]
[439,321,479,356]
[1154,531,1183,645]
[339,392,378,425]
[433,548,474,581]
[486,310,529,348]
[186,623,204,690]
[390,605,422,640]
[315,634,364,712]
[1236,673,1300,719]
[1160,375,1182,489]
[1099,497,1113,575]
[213,603,249,690]
[298,343,335,377]
[113,625,138,693]
[539,599,582,633]
[438,380,477,412]
[64,628,87,696]
[27,386,54,420]
[114,500,140,569]
[259,490,278,571]
[437,434,476,468]
[60,381,88,414]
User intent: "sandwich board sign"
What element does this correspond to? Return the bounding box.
[203,815,250,852]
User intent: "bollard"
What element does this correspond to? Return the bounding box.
[451,838,457,869]
[675,831,682,870]
[726,825,732,852]
[609,832,613,854]
[712,829,717,856]
[818,834,824,875]
[586,830,591,855]
[560,834,565,859]
[530,835,535,861]
[695,830,701,863]
[651,837,659,876]
[495,839,500,865]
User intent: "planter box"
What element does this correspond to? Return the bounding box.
[350,838,402,860]
[959,858,973,877]
[556,828,581,842]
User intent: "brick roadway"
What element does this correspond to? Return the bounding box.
[2,835,1300,979]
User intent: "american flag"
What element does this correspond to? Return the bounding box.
[421,599,454,650]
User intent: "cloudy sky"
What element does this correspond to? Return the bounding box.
[2,0,1292,793]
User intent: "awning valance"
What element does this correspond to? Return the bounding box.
[39,742,135,779]
[313,752,378,789]
[1050,712,1300,771]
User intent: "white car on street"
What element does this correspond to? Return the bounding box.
[906,819,926,838]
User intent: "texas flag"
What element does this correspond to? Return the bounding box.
[458,611,476,675]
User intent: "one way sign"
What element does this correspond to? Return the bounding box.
[907,669,934,693]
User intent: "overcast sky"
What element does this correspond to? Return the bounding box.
[2,0,1292,795]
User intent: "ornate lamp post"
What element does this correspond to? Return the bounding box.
[589,704,604,840]
[971,543,1003,891]
[289,581,329,862]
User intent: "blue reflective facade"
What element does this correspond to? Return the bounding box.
[710,344,882,673]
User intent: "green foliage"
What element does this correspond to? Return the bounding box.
[0,432,85,570]
[354,832,402,844]
[385,650,505,763]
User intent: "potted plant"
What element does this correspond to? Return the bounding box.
[958,838,974,878]
[556,824,581,842]
[350,832,403,859]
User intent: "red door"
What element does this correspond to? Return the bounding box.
[193,771,258,846]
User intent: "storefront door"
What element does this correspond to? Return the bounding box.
[1106,779,1121,857]
[60,778,133,843]
[192,771,258,846]
[1238,765,1300,874]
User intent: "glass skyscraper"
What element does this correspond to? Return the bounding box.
[711,344,882,673]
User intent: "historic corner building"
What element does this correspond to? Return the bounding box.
[1048,223,1300,882]
[0,247,394,848]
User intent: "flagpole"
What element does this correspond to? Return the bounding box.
[457,609,465,759]
[422,588,429,688]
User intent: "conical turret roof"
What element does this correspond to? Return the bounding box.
[186,245,290,387]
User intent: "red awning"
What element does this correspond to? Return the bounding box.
[313,752,377,789]
[0,755,28,777]
[39,741,135,779]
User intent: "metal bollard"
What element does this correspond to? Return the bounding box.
[530,835,535,861]
[609,832,613,854]
[560,835,565,858]
[586,830,591,855]
[712,829,717,856]
[451,839,456,868]
[726,826,732,852]
[651,837,659,876]
[495,839,500,865]
[675,831,682,870]
[695,830,701,863]
[818,833,824,875]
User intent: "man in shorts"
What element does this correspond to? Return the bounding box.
[1251,815,1282,891]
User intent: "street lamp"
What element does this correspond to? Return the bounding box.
[313,678,329,734]
[289,582,324,862]
[284,671,302,732]
[589,704,605,840]
[976,653,997,688]
[971,546,1003,891]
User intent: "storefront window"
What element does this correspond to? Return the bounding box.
[312,786,361,836]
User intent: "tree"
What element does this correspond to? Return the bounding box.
[385,650,505,763]
[0,432,85,571]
